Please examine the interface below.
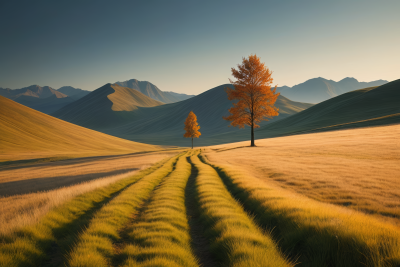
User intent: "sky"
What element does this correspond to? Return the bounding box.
[1,0,399,94]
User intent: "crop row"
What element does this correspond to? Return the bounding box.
[68,152,183,266]
[120,150,199,267]
[2,150,399,267]
[0,154,176,267]
[200,154,400,266]
[190,154,291,267]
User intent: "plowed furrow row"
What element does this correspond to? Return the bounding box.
[201,154,400,267]
[119,151,199,267]
[0,156,172,267]
[67,153,182,267]
[190,154,291,267]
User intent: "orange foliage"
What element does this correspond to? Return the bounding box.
[224,54,279,146]
[184,111,201,148]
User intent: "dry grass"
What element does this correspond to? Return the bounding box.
[202,154,400,266]
[122,152,199,267]
[68,153,182,267]
[0,169,137,237]
[191,154,291,267]
[0,151,177,195]
[0,152,176,236]
[205,124,400,225]
[0,96,163,162]
[0,155,175,267]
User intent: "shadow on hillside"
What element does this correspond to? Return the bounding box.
[0,168,139,197]
[0,150,166,172]
[212,145,263,153]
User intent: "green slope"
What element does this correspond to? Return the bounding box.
[115,79,195,103]
[102,84,313,146]
[225,79,400,142]
[0,96,160,162]
[52,84,164,129]
[12,95,76,114]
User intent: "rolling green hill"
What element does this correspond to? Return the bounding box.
[11,95,76,114]
[115,79,195,103]
[221,79,400,143]
[101,84,313,146]
[0,96,160,162]
[53,83,164,129]
[53,83,313,146]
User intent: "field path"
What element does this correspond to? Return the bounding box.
[67,153,181,267]
[201,153,400,266]
[184,156,218,267]
[189,153,291,267]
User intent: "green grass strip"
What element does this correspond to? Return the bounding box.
[190,154,291,267]
[121,151,199,267]
[201,154,400,267]
[67,152,184,267]
[0,155,174,267]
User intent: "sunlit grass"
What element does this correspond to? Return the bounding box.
[0,169,146,237]
[67,152,184,267]
[121,150,199,267]
[205,125,400,225]
[202,154,400,267]
[191,154,291,267]
[0,156,172,267]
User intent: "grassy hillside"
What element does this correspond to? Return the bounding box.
[12,94,76,114]
[115,79,195,103]
[0,96,160,162]
[255,79,400,137]
[53,83,164,129]
[107,84,164,111]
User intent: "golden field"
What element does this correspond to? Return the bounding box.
[204,124,400,225]
[0,96,164,162]
[0,151,176,236]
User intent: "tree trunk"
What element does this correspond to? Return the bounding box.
[251,123,255,147]
[192,137,193,149]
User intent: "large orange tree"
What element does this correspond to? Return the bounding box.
[184,111,201,149]
[224,55,279,146]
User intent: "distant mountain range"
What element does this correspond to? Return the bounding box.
[3,77,398,148]
[0,79,195,114]
[0,85,90,114]
[115,79,195,103]
[277,77,388,103]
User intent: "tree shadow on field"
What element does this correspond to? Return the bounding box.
[0,150,163,171]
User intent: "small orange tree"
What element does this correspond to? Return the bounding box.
[184,111,201,149]
[224,54,279,146]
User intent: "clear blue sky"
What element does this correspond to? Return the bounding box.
[1,0,399,94]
